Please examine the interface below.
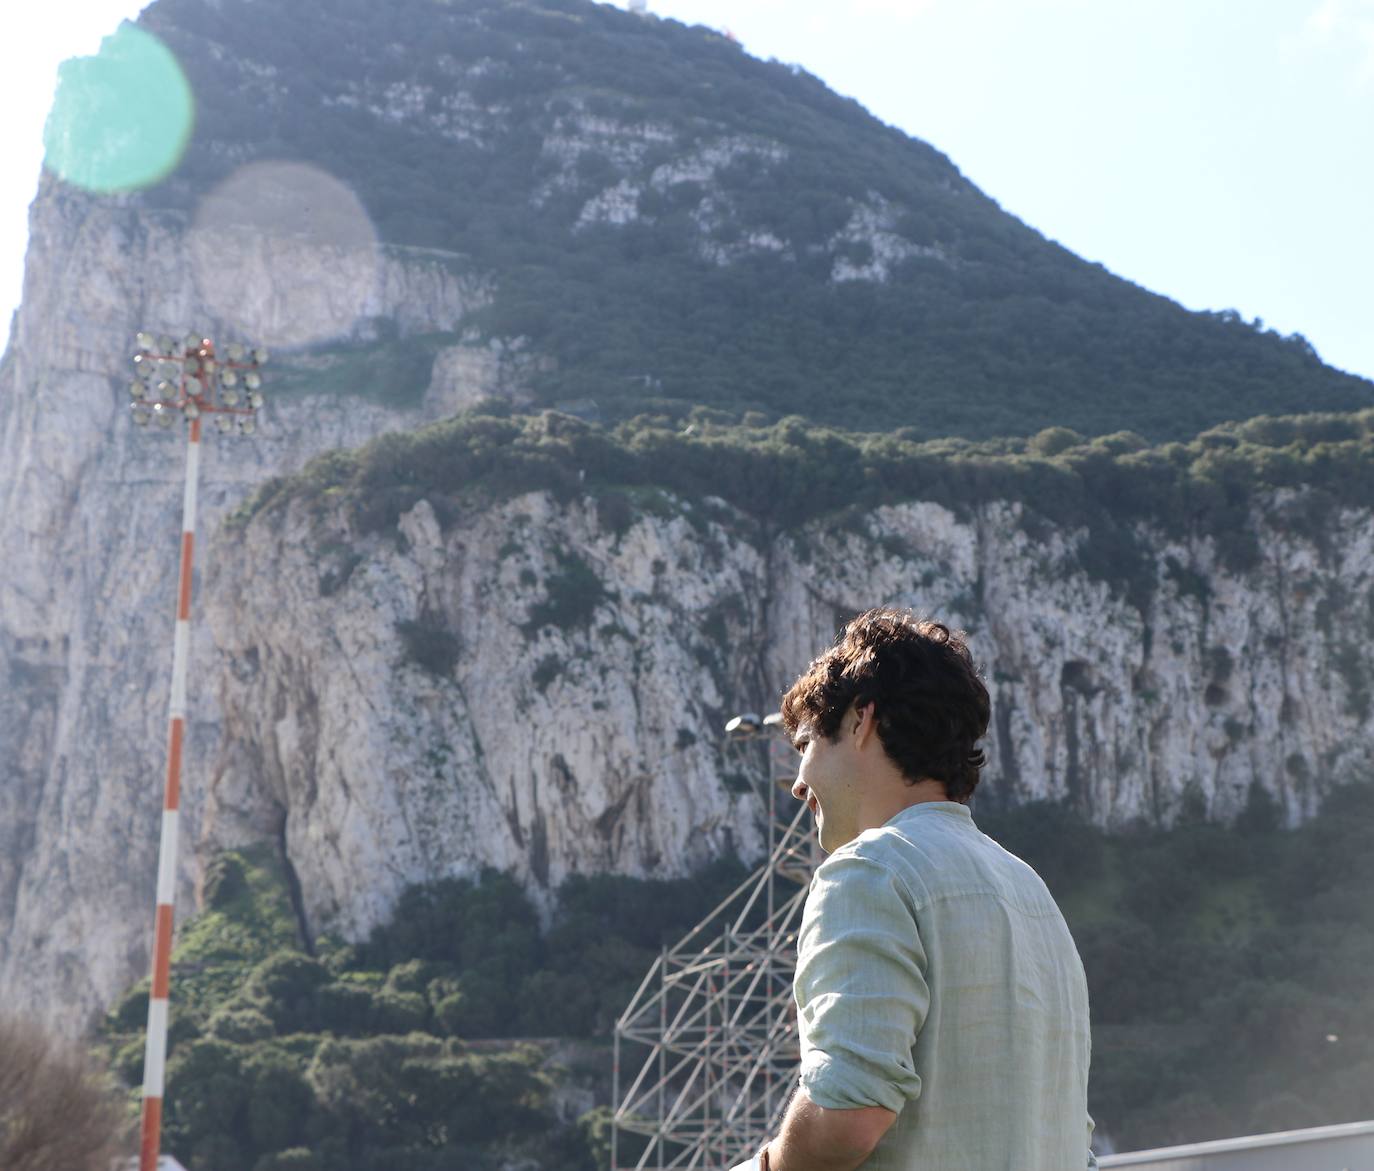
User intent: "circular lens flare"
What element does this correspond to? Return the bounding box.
[190,162,380,349]
[43,23,194,194]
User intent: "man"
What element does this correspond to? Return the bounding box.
[731,608,1095,1170]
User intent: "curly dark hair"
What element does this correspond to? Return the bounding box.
[780,607,991,802]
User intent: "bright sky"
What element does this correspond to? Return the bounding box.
[3,0,1371,382]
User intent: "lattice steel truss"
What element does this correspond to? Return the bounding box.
[612,716,820,1170]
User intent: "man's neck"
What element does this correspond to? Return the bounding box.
[858,777,951,834]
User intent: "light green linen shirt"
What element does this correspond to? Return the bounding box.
[794,801,1097,1170]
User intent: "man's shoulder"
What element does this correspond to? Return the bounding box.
[843,803,983,872]
[810,836,918,910]
[835,807,1057,912]
[813,835,904,884]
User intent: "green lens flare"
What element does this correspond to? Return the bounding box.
[42,23,194,194]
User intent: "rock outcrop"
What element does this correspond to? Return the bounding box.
[194,473,1374,995]
[0,183,492,1030]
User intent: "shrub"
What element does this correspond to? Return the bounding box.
[396,617,461,677]
[0,1015,128,1171]
[312,982,376,1035]
[532,654,562,692]
[253,1149,322,1171]
[209,1005,276,1044]
[524,552,609,632]
[1028,426,1085,457]
[370,989,430,1034]
[246,952,332,1033]
[203,852,250,908]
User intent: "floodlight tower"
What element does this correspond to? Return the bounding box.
[127,330,268,1171]
[611,711,821,1169]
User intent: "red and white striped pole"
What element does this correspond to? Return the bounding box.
[138,411,202,1171]
[126,331,266,1170]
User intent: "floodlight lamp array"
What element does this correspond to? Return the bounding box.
[128,329,269,433]
[725,713,764,738]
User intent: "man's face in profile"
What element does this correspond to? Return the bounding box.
[790,717,863,853]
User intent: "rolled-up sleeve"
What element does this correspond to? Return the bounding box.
[795,851,929,1114]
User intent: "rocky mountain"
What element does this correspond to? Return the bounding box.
[132,0,1369,439]
[4,0,1374,1031]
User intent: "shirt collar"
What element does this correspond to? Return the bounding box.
[883,800,974,829]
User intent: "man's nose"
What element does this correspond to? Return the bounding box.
[791,777,808,801]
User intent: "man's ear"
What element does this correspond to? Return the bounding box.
[852,701,878,747]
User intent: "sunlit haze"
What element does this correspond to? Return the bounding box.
[3,0,1371,384]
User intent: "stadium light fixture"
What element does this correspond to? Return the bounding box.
[126,327,267,1171]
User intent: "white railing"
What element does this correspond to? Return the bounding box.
[1099,1119,1374,1170]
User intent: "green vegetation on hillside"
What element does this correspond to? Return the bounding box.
[980,782,1374,1150]
[131,0,1369,441]
[102,785,1374,1165]
[100,848,748,1171]
[232,403,1374,614]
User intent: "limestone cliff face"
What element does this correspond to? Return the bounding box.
[0,181,494,1031]
[4,177,1374,1036]
[197,479,1373,978]
[202,492,771,942]
[764,495,1374,823]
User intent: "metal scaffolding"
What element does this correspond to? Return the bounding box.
[612,714,820,1170]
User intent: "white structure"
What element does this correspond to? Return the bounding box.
[1099,1119,1374,1170]
[628,0,649,13]
[613,715,817,1169]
